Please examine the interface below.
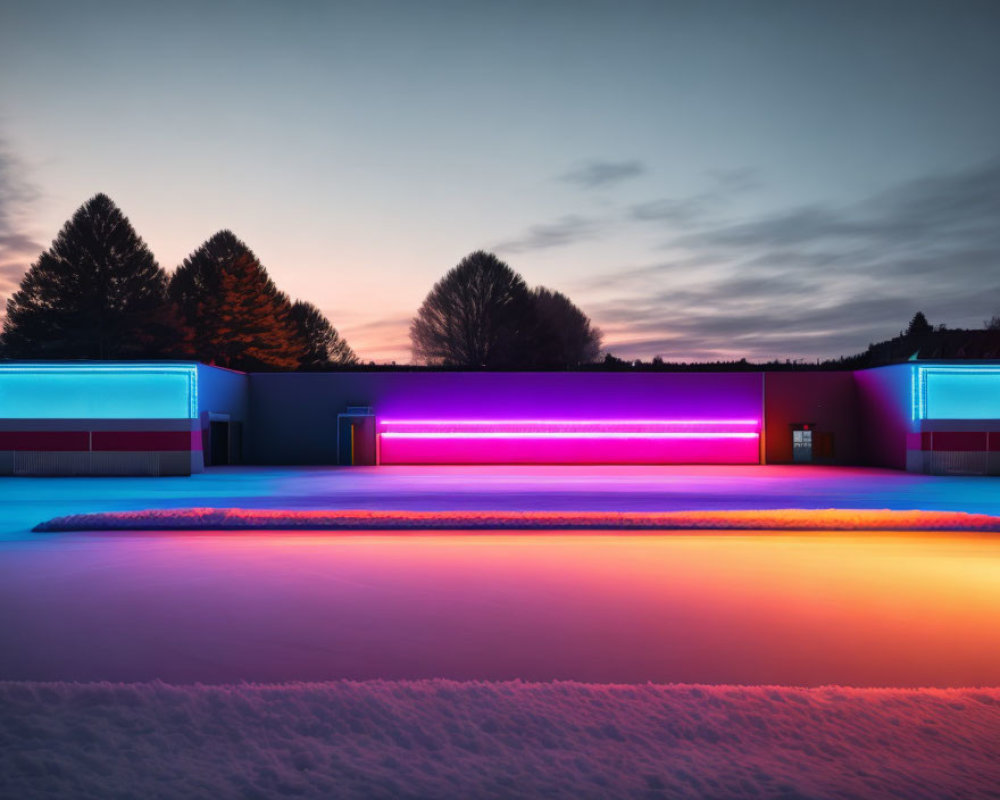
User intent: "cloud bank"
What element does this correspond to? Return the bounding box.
[595,157,1000,361]
[493,214,601,254]
[0,146,41,301]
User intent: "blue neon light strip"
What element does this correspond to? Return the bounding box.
[914,365,1000,421]
[0,363,198,419]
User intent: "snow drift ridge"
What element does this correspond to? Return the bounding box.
[33,506,1000,532]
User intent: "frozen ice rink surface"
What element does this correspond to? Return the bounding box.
[3,465,999,686]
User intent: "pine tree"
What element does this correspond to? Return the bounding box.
[171,231,313,370]
[905,311,932,337]
[194,251,304,370]
[289,301,357,369]
[2,193,186,358]
[170,230,254,362]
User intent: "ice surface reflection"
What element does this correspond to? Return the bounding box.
[1,531,998,686]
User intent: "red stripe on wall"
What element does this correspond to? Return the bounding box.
[989,433,1000,453]
[931,432,989,452]
[0,430,200,452]
[0,431,90,451]
[91,431,201,452]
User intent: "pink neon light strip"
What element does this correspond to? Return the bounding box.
[379,432,758,440]
[379,419,759,426]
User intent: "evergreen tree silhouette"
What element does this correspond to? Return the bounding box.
[170,230,253,362]
[2,193,186,358]
[905,311,932,337]
[289,301,357,369]
[193,251,304,370]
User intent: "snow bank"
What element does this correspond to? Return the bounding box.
[2,680,998,799]
[34,506,1000,532]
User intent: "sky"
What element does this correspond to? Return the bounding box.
[1,0,998,363]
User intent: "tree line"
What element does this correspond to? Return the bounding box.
[0,194,603,370]
[2,194,356,370]
[14,194,985,371]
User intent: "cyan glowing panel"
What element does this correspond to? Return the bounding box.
[0,364,198,419]
[916,366,1000,420]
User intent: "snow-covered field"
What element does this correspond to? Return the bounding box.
[3,681,999,800]
[4,466,1000,798]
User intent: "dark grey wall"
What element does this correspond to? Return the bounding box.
[246,371,765,465]
[198,365,249,422]
[763,371,861,464]
[854,364,913,470]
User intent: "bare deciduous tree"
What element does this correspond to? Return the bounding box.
[410,251,536,367]
[532,286,603,366]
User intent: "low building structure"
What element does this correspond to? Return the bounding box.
[0,362,247,476]
[0,360,996,475]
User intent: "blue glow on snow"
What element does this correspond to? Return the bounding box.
[916,366,1000,420]
[0,363,198,419]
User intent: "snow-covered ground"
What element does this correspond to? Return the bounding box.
[3,680,999,800]
[4,464,1000,540]
[4,466,1000,798]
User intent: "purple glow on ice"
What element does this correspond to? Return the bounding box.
[4,529,1000,686]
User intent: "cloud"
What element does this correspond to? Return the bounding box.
[334,312,413,363]
[705,167,761,194]
[630,197,710,225]
[494,165,760,259]
[559,159,645,189]
[678,159,1000,272]
[492,214,601,254]
[629,167,761,228]
[590,157,1000,361]
[0,145,42,300]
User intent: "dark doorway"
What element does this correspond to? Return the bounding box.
[337,408,376,465]
[210,420,230,466]
[229,421,243,464]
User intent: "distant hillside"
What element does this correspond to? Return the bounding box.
[833,328,1000,369]
[578,327,1000,372]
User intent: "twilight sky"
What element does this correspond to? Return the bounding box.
[1,0,999,363]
